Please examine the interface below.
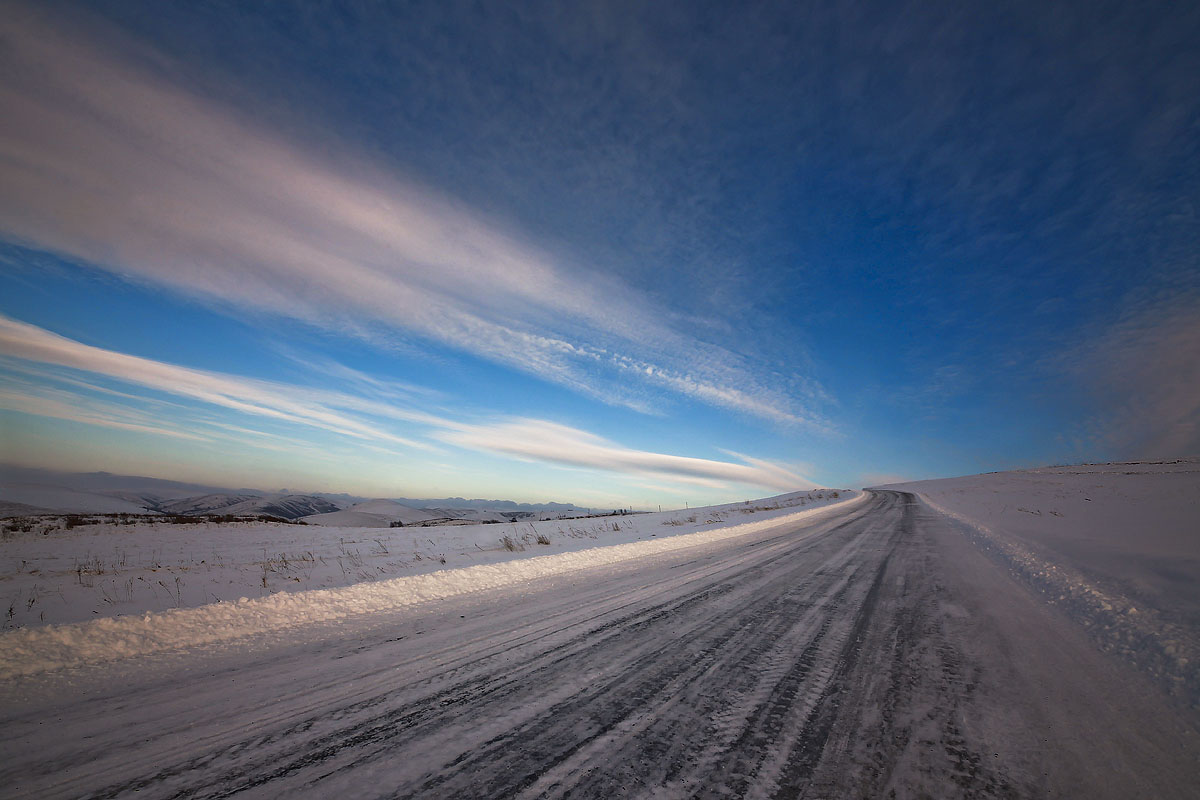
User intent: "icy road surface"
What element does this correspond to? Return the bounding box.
[2,491,1198,798]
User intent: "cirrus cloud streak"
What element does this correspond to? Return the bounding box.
[0,5,825,431]
[0,315,813,493]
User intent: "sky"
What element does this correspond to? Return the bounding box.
[0,0,1198,507]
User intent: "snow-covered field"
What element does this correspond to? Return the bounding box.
[4,469,1199,797]
[883,459,1200,706]
[0,489,857,675]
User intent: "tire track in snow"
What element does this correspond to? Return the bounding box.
[272,511,880,798]
[918,493,1200,708]
[8,493,922,799]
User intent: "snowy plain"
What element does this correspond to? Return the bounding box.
[3,467,1199,797]
[4,483,1198,798]
[0,489,857,676]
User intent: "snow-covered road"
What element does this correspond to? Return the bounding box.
[2,491,1197,798]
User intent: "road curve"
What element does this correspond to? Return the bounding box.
[2,491,1197,798]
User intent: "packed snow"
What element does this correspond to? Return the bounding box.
[882,459,1200,706]
[0,489,859,677]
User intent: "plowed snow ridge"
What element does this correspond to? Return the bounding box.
[0,493,866,677]
[918,492,1198,705]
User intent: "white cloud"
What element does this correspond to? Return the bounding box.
[0,315,428,450]
[0,5,826,429]
[0,379,205,443]
[437,418,815,491]
[0,315,814,493]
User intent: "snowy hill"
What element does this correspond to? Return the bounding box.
[393,497,583,515]
[0,500,53,516]
[418,507,509,524]
[0,482,154,514]
[156,493,340,519]
[0,466,246,501]
[0,466,581,521]
[225,495,341,519]
[301,499,436,527]
[158,493,263,515]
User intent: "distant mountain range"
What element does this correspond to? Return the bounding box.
[155,493,342,519]
[392,497,579,512]
[0,465,584,522]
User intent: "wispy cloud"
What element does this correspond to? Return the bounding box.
[0,5,826,431]
[1071,295,1200,458]
[0,316,813,493]
[437,418,815,490]
[0,384,205,442]
[0,315,428,450]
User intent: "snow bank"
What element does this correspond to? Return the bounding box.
[885,462,1200,706]
[1,489,850,629]
[0,491,863,677]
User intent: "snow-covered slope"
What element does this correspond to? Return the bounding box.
[882,460,1200,702]
[158,493,262,515]
[0,467,588,522]
[301,499,436,527]
[881,460,1200,624]
[418,507,509,524]
[0,500,53,516]
[155,493,341,519]
[394,497,582,515]
[0,483,153,514]
[199,494,340,519]
[0,467,249,505]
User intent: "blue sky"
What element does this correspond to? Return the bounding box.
[1,1,1198,506]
